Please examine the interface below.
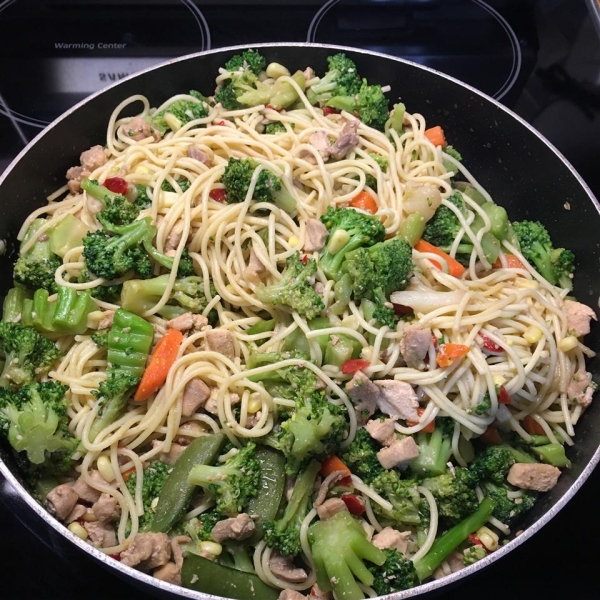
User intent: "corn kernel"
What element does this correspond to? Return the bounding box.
[135,165,149,174]
[247,393,262,414]
[476,526,499,551]
[86,311,104,330]
[288,235,300,247]
[493,375,507,387]
[266,62,290,79]
[199,541,222,557]
[523,326,543,345]
[558,335,578,352]
[517,279,538,290]
[163,112,182,132]
[81,510,98,522]
[327,229,350,255]
[97,455,115,482]
[68,522,88,540]
[341,316,359,329]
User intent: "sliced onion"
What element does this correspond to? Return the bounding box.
[390,289,465,313]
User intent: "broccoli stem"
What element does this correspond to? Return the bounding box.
[389,102,406,133]
[2,288,28,323]
[398,212,426,247]
[89,385,132,442]
[268,71,306,110]
[414,497,495,581]
[532,443,570,467]
[81,178,122,204]
[48,214,89,258]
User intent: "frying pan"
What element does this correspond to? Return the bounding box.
[0,44,598,600]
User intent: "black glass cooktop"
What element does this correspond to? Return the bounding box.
[1,1,599,599]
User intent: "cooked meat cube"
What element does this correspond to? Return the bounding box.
[328,120,359,160]
[120,532,172,571]
[279,591,307,600]
[165,221,185,253]
[98,310,115,331]
[46,483,79,520]
[72,470,107,504]
[371,527,411,555]
[92,493,121,522]
[153,535,190,585]
[244,247,267,282]
[187,145,212,166]
[152,440,186,465]
[211,513,255,543]
[80,145,108,172]
[564,299,597,337]
[309,130,331,161]
[66,165,91,194]
[182,378,211,417]
[304,218,329,252]
[400,324,432,368]
[205,329,236,360]
[374,380,419,421]
[507,463,561,492]
[316,497,348,521]
[313,470,348,508]
[122,116,154,141]
[567,369,596,407]
[365,418,397,446]
[83,520,117,548]
[345,371,380,422]
[376,437,420,469]
[65,504,89,524]
[269,552,308,584]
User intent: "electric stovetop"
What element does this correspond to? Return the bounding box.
[0,1,599,599]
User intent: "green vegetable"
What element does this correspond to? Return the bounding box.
[214,51,269,110]
[2,287,29,323]
[463,544,487,565]
[480,481,536,526]
[421,468,479,523]
[308,510,386,600]
[324,333,361,368]
[340,427,383,484]
[263,459,320,556]
[182,554,278,600]
[150,433,225,532]
[369,548,419,595]
[142,238,195,278]
[48,214,88,257]
[225,50,266,76]
[150,93,209,133]
[187,442,261,517]
[370,469,422,526]
[125,461,172,531]
[255,252,324,320]
[14,219,62,294]
[264,122,287,134]
[398,212,426,246]
[268,71,306,110]
[413,497,495,581]
[82,179,140,229]
[307,53,362,106]
[410,420,454,477]
[389,103,406,133]
[531,443,571,467]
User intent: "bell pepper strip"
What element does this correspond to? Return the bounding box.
[436,343,470,368]
[522,414,546,436]
[415,239,466,278]
[498,386,512,404]
[341,359,370,375]
[341,494,366,516]
[350,191,378,214]
[247,447,286,543]
[479,333,504,354]
[134,328,183,402]
[406,407,435,433]
[150,433,225,533]
[321,455,351,479]
[469,534,485,548]
[479,425,503,445]
[493,254,525,269]
[424,125,447,148]
[209,188,228,203]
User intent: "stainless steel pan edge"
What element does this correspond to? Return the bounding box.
[0,43,598,600]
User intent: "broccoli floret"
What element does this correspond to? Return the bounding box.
[308,510,386,600]
[182,511,224,552]
[481,481,536,525]
[142,238,195,278]
[83,217,154,280]
[91,329,108,347]
[221,157,296,211]
[161,178,191,193]
[150,94,209,133]
[272,392,348,474]
[264,460,320,556]
[13,219,62,294]
[421,468,479,523]
[255,252,324,320]
[463,544,487,565]
[319,207,386,281]
[0,322,61,387]
[370,470,422,526]
[344,237,413,328]
[224,50,266,76]
[89,370,140,442]
[133,184,152,209]
[369,548,419,595]
[469,445,515,484]
[512,220,575,289]
[78,269,123,303]
[125,460,172,530]
[445,146,462,162]
[470,391,492,416]
[326,79,390,131]
[339,427,383,484]
[307,53,362,106]
[0,381,77,469]
[120,275,217,323]
[264,122,287,134]
[81,179,140,229]
[410,425,454,477]
[187,442,261,517]
[422,192,466,249]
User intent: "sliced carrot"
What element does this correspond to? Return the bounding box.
[480,425,503,445]
[436,343,470,368]
[522,415,545,436]
[492,253,525,269]
[415,239,465,278]
[406,407,435,433]
[350,190,378,214]
[321,455,351,478]
[424,125,446,148]
[134,328,183,402]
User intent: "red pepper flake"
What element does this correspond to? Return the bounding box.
[109,553,122,561]
[431,334,439,350]
[341,494,366,516]
[469,534,485,547]
[103,177,128,195]
[301,254,309,265]
[392,303,413,316]
[479,332,504,354]
[498,386,512,404]
[322,106,341,116]
[265,104,283,113]
[215,120,226,126]
[209,188,228,203]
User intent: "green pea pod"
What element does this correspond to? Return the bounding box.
[150,433,225,533]
[182,554,279,600]
[247,446,286,542]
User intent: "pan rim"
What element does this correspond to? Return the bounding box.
[0,42,598,600]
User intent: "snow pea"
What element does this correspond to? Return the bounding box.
[150,433,225,533]
[182,554,279,600]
